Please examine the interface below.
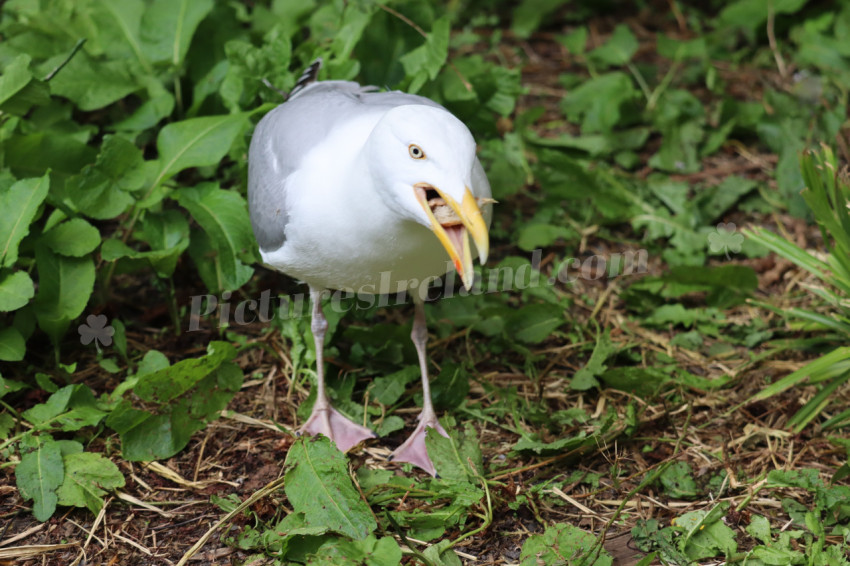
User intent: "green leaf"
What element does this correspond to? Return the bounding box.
[561,72,638,134]
[368,366,419,406]
[0,54,36,105]
[588,24,638,67]
[0,412,14,439]
[284,436,377,540]
[41,218,101,257]
[0,54,49,115]
[306,535,403,566]
[675,503,737,560]
[153,114,247,187]
[422,539,463,566]
[22,385,107,432]
[108,358,242,461]
[16,438,64,521]
[0,270,35,312]
[508,303,564,344]
[33,245,95,345]
[572,329,616,391]
[101,210,189,278]
[0,174,49,268]
[66,135,146,220]
[658,461,699,499]
[0,326,26,361]
[511,0,571,38]
[517,223,577,251]
[399,16,450,93]
[140,0,214,65]
[717,0,808,31]
[600,366,670,398]
[174,182,256,292]
[0,376,27,400]
[512,432,589,456]
[521,522,613,566]
[48,51,142,111]
[134,340,236,403]
[746,514,773,545]
[56,452,125,515]
[426,422,484,483]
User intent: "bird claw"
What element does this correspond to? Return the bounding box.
[300,406,376,452]
[390,415,448,477]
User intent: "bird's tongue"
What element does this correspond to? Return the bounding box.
[443,224,466,273]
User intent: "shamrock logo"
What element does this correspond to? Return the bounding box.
[707,222,744,259]
[78,314,114,349]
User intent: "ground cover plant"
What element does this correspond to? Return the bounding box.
[1,0,850,564]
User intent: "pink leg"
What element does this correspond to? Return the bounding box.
[390,300,448,476]
[299,287,375,452]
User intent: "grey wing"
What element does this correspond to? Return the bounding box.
[248,81,370,253]
[248,81,456,252]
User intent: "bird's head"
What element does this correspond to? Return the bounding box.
[367,104,490,290]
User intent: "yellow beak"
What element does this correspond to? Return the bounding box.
[414,184,490,290]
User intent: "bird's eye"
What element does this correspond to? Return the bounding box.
[408,144,425,159]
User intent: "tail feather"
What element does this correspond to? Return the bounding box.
[287,58,323,100]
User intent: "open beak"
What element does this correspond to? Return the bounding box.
[414,183,490,290]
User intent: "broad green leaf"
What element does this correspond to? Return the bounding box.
[717,0,808,31]
[284,436,376,540]
[175,182,256,292]
[56,452,125,515]
[0,270,35,311]
[101,237,187,279]
[658,461,699,499]
[16,438,64,521]
[0,376,27,399]
[133,340,236,403]
[422,539,463,566]
[22,385,106,431]
[41,218,101,257]
[572,329,616,390]
[108,359,242,461]
[306,535,403,566]
[600,367,670,397]
[517,223,577,252]
[561,72,638,134]
[512,432,589,456]
[48,51,142,111]
[399,16,450,93]
[676,504,737,560]
[511,0,571,38]
[368,366,419,406]
[520,523,613,566]
[66,135,148,219]
[140,0,214,65]
[588,24,638,67]
[153,114,247,186]
[0,54,49,115]
[33,245,95,345]
[89,0,151,71]
[426,422,484,483]
[508,303,564,344]
[0,326,26,361]
[6,132,98,178]
[746,514,772,546]
[0,54,35,105]
[0,174,49,268]
[0,412,14,439]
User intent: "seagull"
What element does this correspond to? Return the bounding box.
[247,60,492,476]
